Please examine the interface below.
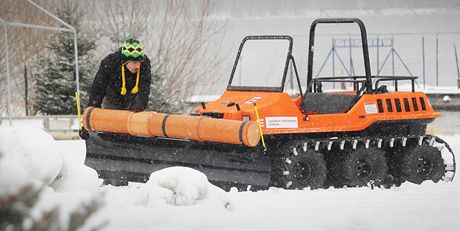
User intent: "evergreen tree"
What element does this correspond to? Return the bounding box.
[147,70,184,114]
[34,0,96,115]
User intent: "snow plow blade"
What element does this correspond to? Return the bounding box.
[84,132,272,190]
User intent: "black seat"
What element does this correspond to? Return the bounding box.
[301,93,359,114]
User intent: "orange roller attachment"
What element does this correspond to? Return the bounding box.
[83,107,130,134]
[161,114,203,140]
[82,107,260,147]
[194,116,261,147]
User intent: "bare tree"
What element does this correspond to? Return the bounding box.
[96,0,227,110]
[96,0,151,48]
[146,0,228,102]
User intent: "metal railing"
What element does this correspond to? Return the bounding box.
[0,115,79,132]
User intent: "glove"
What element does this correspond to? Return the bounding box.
[129,108,143,113]
[79,128,90,140]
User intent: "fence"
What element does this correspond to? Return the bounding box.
[0,114,80,139]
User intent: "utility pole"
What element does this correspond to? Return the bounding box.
[422,36,426,89]
[455,43,460,89]
[332,38,335,89]
[376,36,380,76]
[436,33,439,87]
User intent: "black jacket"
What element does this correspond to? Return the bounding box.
[88,49,151,111]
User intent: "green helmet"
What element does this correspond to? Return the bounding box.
[121,38,145,62]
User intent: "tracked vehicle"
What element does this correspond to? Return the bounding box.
[82,18,456,190]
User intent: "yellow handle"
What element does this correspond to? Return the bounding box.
[75,91,83,129]
[254,103,267,150]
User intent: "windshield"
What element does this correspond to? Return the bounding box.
[228,39,291,90]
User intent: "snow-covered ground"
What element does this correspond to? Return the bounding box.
[1,126,459,231]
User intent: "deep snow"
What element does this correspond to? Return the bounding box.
[1,126,459,231]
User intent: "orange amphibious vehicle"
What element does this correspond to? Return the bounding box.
[83,18,455,190]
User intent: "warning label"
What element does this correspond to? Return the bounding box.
[265,117,298,129]
[364,104,378,114]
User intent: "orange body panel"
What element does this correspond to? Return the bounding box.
[195,90,440,135]
[83,107,260,147]
[303,92,440,133]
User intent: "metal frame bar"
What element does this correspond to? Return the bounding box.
[290,55,303,102]
[0,0,79,125]
[26,0,80,97]
[315,40,352,78]
[313,75,418,93]
[227,35,294,92]
[5,22,72,32]
[333,37,393,48]
[393,49,413,76]
[374,76,418,92]
[378,48,393,75]
[307,18,372,93]
[315,48,334,78]
[1,18,12,125]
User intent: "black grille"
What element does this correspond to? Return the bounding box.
[412,97,419,111]
[403,98,410,112]
[395,99,402,112]
[386,99,393,112]
[419,97,427,110]
[377,99,384,113]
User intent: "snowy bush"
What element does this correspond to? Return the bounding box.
[0,125,103,230]
[0,125,99,193]
[0,126,63,188]
[0,184,104,231]
[49,161,99,193]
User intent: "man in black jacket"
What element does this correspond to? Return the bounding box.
[85,39,151,186]
[88,38,151,112]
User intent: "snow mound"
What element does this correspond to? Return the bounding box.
[50,140,99,193]
[135,167,233,209]
[50,161,99,193]
[0,126,63,191]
